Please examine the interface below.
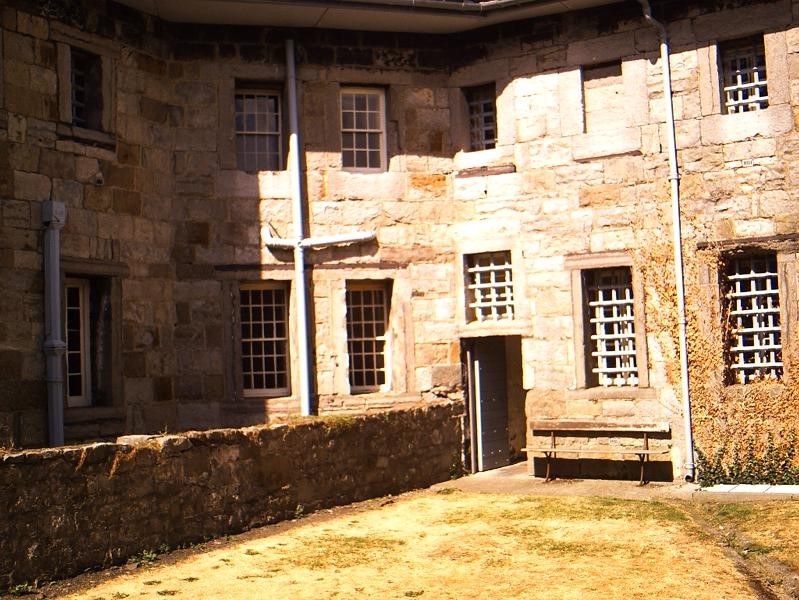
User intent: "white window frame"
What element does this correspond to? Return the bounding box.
[235,87,283,172]
[239,282,291,397]
[464,251,515,323]
[65,278,92,407]
[720,35,769,114]
[340,87,387,172]
[724,253,783,384]
[346,282,390,393]
[464,83,496,151]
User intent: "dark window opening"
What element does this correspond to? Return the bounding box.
[71,48,103,130]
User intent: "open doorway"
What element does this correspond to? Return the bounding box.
[463,336,524,472]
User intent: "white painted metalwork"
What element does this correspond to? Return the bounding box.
[465,84,496,151]
[235,89,282,171]
[586,268,638,387]
[727,255,782,383]
[265,41,377,415]
[345,284,389,390]
[721,37,769,114]
[465,251,514,322]
[240,283,290,395]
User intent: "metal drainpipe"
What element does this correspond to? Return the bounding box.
[286,39,314,417]
[42,200,67,446]
[638,0,696,482]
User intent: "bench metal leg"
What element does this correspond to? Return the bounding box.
[637,453,647,485]
[544,431,555,482]
[638,433,650,486]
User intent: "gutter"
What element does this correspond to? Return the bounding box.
[127,0,624,30]
[637,0,696,483]
[42,200,67,447]
[285,39,314,417]
[161,0,605,14]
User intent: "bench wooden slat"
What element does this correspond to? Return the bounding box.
[530,420,671,433]
[523,447,670,455]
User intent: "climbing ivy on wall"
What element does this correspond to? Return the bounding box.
[630,179,799,483]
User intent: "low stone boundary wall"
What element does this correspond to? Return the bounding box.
[1,403,462,588]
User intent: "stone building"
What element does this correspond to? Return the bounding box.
[2,0,799,481]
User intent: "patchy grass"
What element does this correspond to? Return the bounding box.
[692,501,799,570]
[60,491,762,600]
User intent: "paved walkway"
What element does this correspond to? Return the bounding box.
[433,462,799,501]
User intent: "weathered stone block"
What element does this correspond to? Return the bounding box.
[112,189,142,215]
[14,170,50,202]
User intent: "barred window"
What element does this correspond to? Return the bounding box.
[235,88,282,172]
[71,48,103,130]
[720,36,768,114]
[584,267,638,387]
[240,284,290,395]
[465,251,514,322]
[346,283,389,391]
[341,88,386,171]
[724,254,782,384]
[464,84,496,151]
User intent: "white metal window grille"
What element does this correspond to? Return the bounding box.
[346,284,388,390]
[235,90,282,172]
[721,37,769,114]
[65,278,91,407]
[726,254,782,383]
[341,89,385,170]
[71,48,102,130]
[585,268,638,387]
[465,84,496,151]
[465,252,514,322]
[240,284,289,394]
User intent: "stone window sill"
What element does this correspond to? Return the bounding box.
[566,387,656,401]
[571,127,641,161]
[56,123,117,151]
[459,319,530,338]
[699,103,792,146]
[454,145,515,171]
[64,406,124,422]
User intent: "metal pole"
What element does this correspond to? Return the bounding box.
[638,0,696,482]
[42,200,66,446]
[286,39,314,417]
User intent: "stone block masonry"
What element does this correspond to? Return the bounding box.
[0,403,462,589]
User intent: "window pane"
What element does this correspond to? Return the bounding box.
[346,283,388,391]
[240,284,290,393]
[340,90,384,170]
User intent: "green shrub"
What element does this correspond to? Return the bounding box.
[696,433,799,487]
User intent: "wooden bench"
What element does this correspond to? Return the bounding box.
[522,420,671,485]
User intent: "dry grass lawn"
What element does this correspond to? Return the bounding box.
[692,501,799,571]
[51,489,766,600]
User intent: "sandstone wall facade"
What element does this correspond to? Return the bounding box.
[2,0,799,476]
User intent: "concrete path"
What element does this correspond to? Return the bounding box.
[434,461,799,502]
